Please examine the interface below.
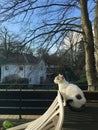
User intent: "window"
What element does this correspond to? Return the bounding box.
[30,66,32,70]
[5,66,9,70]
[40,76,44,84]
[19,66,23,71]
[41,63,43,70]
[29,78,31,82]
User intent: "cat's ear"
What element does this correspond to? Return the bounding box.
[59,74,63,77]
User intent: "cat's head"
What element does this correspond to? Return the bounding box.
[54,74,64,84]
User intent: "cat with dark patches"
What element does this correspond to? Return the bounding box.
[54,74,86,112]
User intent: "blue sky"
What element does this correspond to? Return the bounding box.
[2,22,21,33]
[0,0,95,54]
[0,0,81,33]
[0,0,94,34]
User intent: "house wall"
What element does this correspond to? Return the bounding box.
[1,64,28,81]
[29,60,46,84]
[1,60,46,84]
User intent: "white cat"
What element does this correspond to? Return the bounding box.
[54,74,86,111]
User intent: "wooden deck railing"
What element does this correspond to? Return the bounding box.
[0,89,98,118]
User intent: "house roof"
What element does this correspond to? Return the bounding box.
[0,53,40,65]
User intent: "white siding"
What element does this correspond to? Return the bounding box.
[1,60,46,85]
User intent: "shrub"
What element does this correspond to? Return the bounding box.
[3,76,29,84]
[76,74,87,84]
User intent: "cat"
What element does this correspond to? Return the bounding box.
[54,74,86,111]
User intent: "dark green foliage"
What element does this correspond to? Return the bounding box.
[59,65,78,82]
[76,74,87,84]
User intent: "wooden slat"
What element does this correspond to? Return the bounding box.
[0,100,52,107]
[0,108,21,114]
[0,91,21,99]
[0,100,20,107]
[20,108,47,115]
[21,100,52,107]
[21,91,56,99]
[0,107,47,115]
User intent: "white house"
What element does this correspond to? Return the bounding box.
[0,53,46,84]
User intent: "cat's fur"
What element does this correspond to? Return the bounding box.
[54,74,86,111]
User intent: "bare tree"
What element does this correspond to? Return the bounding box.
[0,0,82,50]
[0,27,21,56]
[0,27,33,56]
[94,0,98,73]
[79,0,98,90]
[0,0,97,90]
[63,32,82,66]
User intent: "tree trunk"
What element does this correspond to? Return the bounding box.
[79,0,97,91]
[94,0,98,73]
